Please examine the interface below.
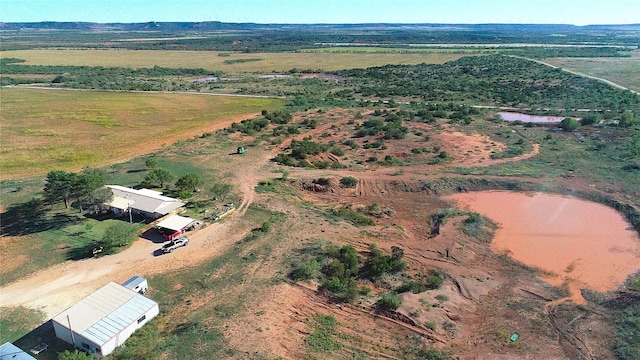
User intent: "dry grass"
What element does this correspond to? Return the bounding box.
[543,52,640,92]
[1,49,469,72]
[0,88,284,179]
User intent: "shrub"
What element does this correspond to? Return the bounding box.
[58,350,92,360]
[424,270,444,289]
[320,276,358,302]
[331,207,375,226]
[397,281,428,294]
[339,176,358,188]
[290,139,329,160]
[307,314,342,352]
[376,293,402,311]
[290,260,321,281]
[560,117,580,132]
[343,139,359,149]
[313,178,331,186]
[365,244,407,278]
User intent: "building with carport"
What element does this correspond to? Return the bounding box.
[105,185,184,219]
[156,214,199,240]
[52,282,159,357]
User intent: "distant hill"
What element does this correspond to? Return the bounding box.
[1,21,639,32]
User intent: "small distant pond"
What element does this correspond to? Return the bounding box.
[444,191,640,303]
[498,112,566,123]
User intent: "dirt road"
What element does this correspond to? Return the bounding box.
[0,211,245,318]
[510,55,639,94]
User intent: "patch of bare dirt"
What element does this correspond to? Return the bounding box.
[0,108,617,359]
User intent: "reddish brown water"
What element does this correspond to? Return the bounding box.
[444,191,640,303]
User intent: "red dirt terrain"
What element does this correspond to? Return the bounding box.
[0,108,628,359]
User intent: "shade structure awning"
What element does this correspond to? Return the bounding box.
[156,215,196,232]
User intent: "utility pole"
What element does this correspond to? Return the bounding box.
[67,315,76,348]
[128,205,133,223]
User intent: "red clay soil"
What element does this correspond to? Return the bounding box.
[0,108,622,359]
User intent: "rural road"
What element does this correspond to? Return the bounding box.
[510,55,639,94]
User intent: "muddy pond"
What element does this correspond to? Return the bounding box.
[444,191,640,303]
[498,112,566,123]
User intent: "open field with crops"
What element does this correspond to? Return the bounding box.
[543,51,640,92]
[0,88,284,179]
[1,49,471,72]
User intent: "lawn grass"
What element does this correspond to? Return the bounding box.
[0,88,283,179]
[0,202,142,286]
[1,49,471,72]
[543,53,640,92]
[0,141,238,284]
[0,306,46,343]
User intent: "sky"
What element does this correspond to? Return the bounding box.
[2,0,639,25]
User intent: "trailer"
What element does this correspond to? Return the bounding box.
[122,276,148,294]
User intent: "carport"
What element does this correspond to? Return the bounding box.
[156,215,198,240]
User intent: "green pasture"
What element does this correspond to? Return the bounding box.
[1,49,470,72]
[543,52,640,92]
[0,88,283,179]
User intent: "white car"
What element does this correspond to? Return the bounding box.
[161,237,189,253]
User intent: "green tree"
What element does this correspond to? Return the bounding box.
[98,223,139,254]
[175,173,203,192]
[75,186,113,214]
[58,349,93,360]
[145,157,158,169]
[43,170,77,208]
[144,168,174,188]
[337,245,360,275]
[620,110,638,127]
[210,182,233,201]
[559,117,580,132]
[580,113,600,126]
[75,168,107,202]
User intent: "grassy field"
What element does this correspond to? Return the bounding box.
[1,49,471,72]
[0,88,284,179]
[543,52,640,92]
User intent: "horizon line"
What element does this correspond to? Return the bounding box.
[2,21,639,26]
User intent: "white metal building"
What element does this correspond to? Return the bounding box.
[52,282,159,356]
[105,185,185,219]
[0,343,36,360]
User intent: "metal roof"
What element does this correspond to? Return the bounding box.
[105,185,184,215]
[122,276,146,289]
[156,215,196,232]
[52,282,158,347]
[0,343,36,360]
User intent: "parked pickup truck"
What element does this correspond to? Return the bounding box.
[161,237,189,253]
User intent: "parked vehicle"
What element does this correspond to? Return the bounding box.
[160,237,189,253]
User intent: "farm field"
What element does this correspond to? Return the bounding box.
[1,49,471,72]
[543,51,640,92]
[0,88,284,179]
